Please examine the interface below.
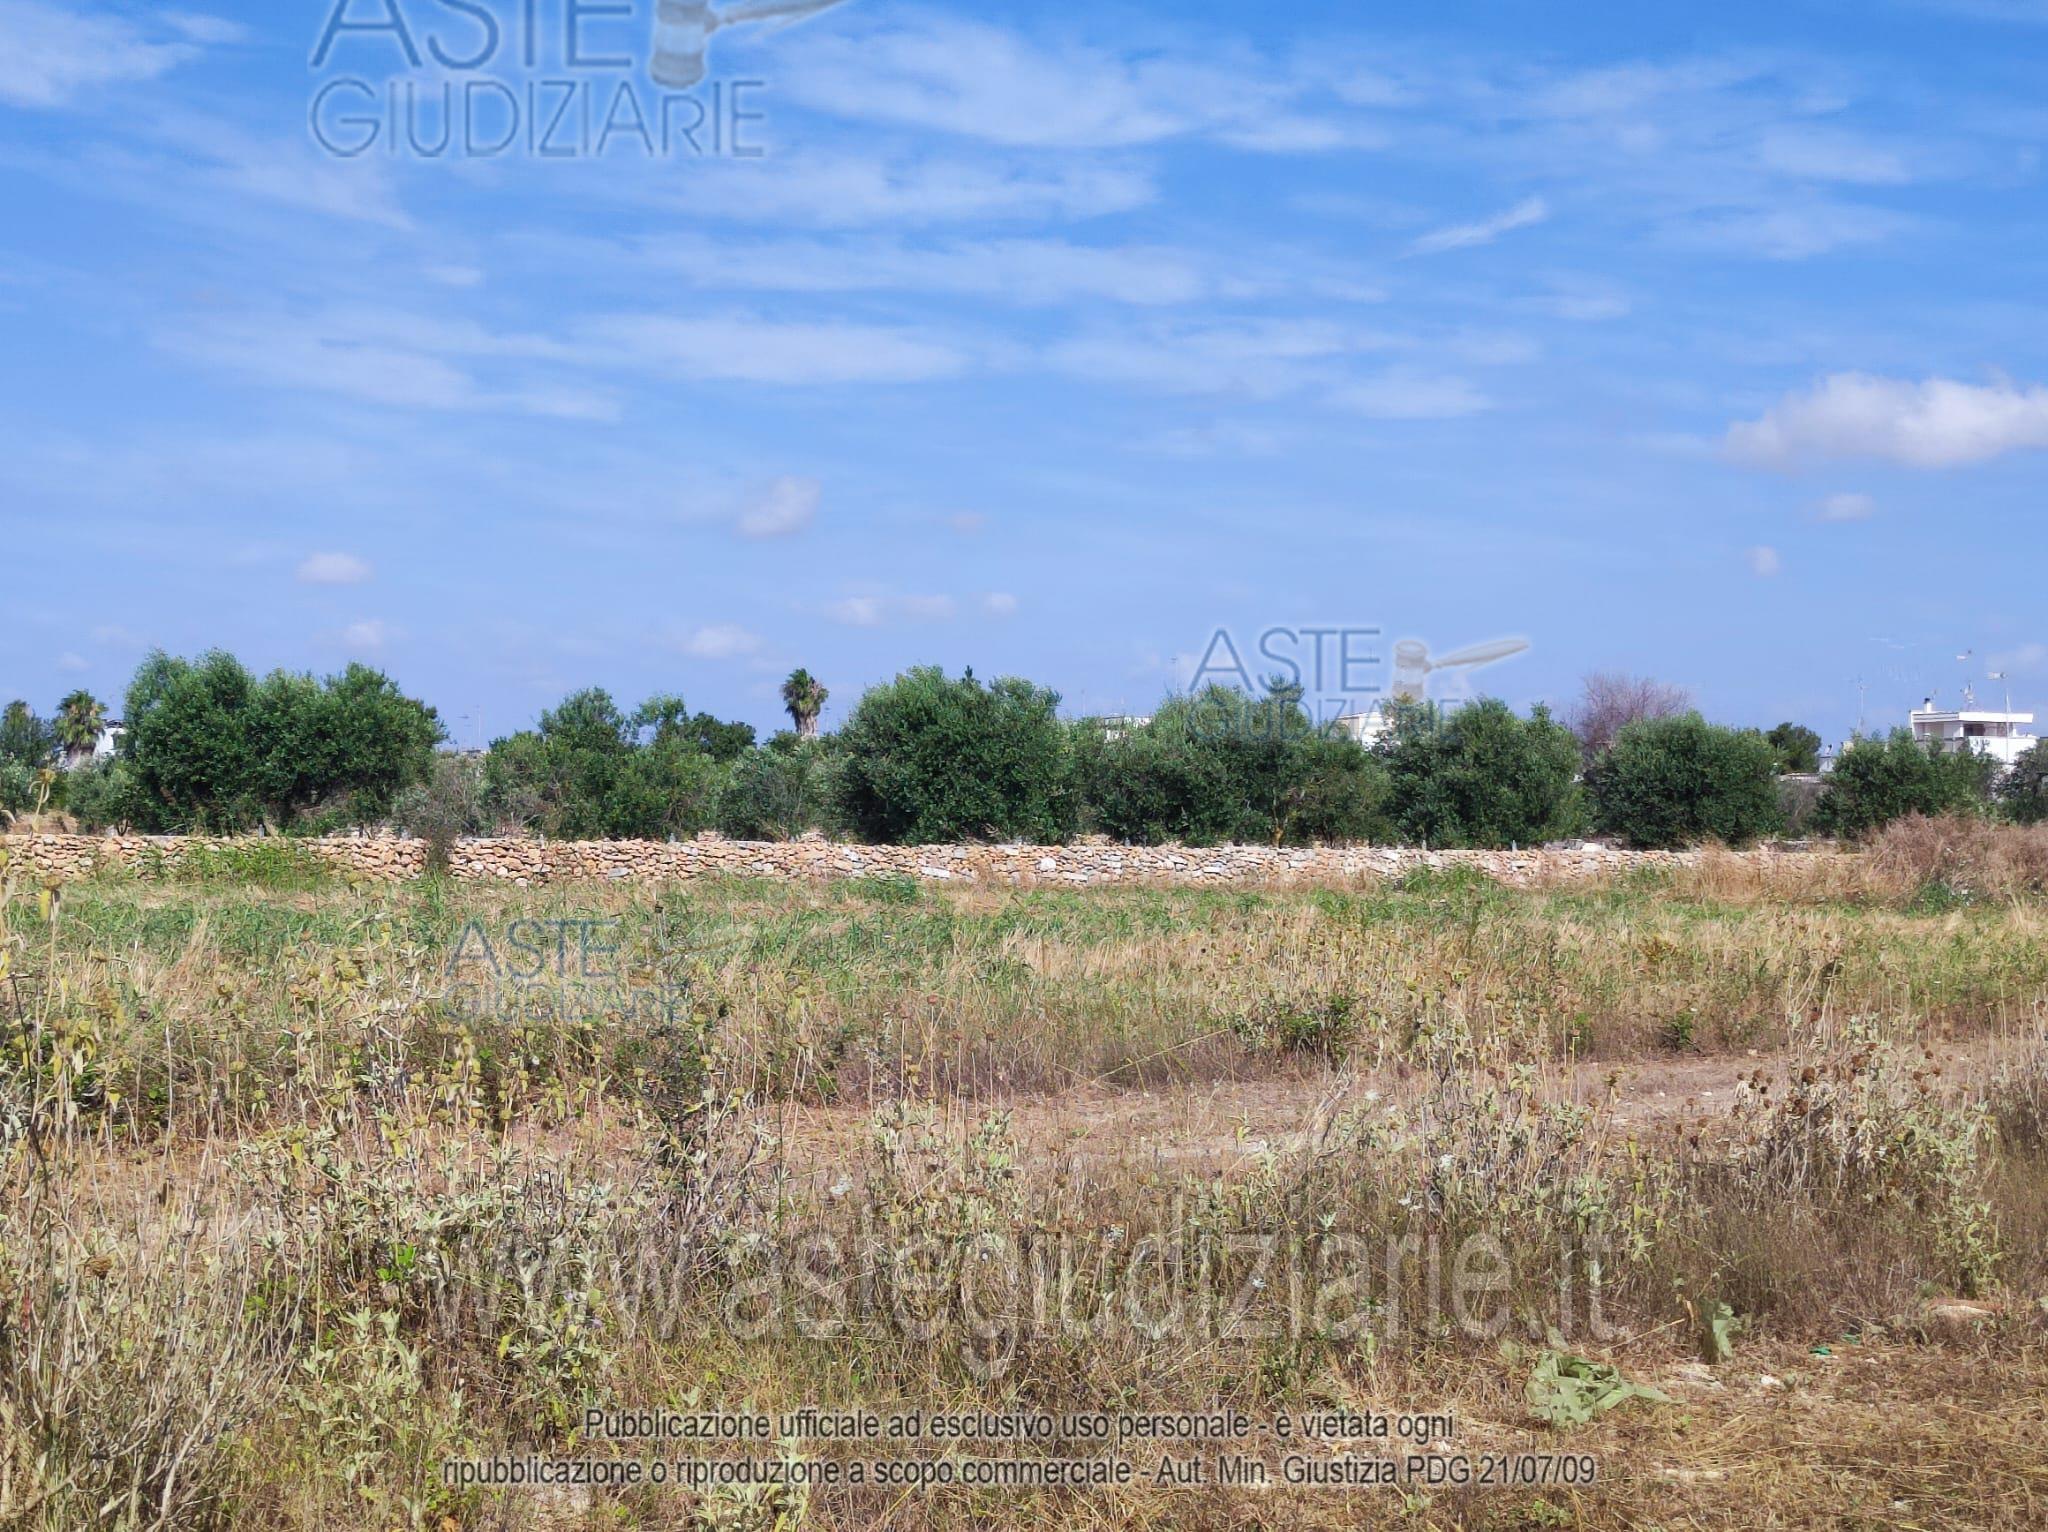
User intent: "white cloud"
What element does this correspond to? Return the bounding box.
[825,596,886,628]
[1665,204,1913,261]
[779,14,1363,153]
[1047,319,1396,398]
[156,309,616,419]
[1817,492,1876,522]
[583,314,966,386]
[1330,374,1492,419]
[1409,197,1551,256]
[296,551,373,586]
[0,0,199,107]
[56,651,89,673]
[981,592,1020,617]
[1529,279,1631,322]
[1136,421,1287,457]
[161,12,246,45]
[170,116,413,230]
[617,233,1284,308]
[1753,128,1913,185]
[340,619,389,652]
[736,476,820,539]
[824,593,963,627]
[1746,545,1783,578]
[948,512,988,535]
[1990,642,2048,675]
[675,150,1153,227]
[680,624,763,660]
[1729,374,2048,469]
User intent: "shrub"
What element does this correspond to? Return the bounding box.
[1589,713,1784,849]
[0,757,35,817]
[1381,699,1583,849]
[482,689,739,840]
[836,668,1076,844]
[0,701,55,771]
[717,735,842,841]
[61,758,151,831]
[2001,741,2048,826]
[1079,684,1390,846]
[1813,730,1997,839]
[390,754,488,872]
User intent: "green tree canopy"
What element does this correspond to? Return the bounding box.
[1765,722,1823,775]
[123,650,440,831]
[836,667,1076,844]
[1813,731,1998,840]
[1590,713,1784,849]
[482,688,738,840]
[1078,681,1389,846]
[1998,741,2048,826]
[718,734,844,840]
[1381,698,1584,849]
[0,701,55,770]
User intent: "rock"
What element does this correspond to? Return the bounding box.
[0,831,1834,893]
[1923,1300,2000,1329]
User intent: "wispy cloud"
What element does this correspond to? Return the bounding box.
[339,618,390,653]
[156,309,616,419]
[824,591,990,627]
[670,149,1154,227]
[1330,374,1492,419]
[0,0,202,107]
[1747,545,1783,577]
[736,476,820,539]
[679,624,764,660]
[576,231,1379,309]
[1663,203,1914,260]
[778,13,1369,153]
[296,551,373,586]
[1817,491,1877,522]
[1409,197,1550,256]
[582,313,967,385]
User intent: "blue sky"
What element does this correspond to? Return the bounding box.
[1,0,2044,747]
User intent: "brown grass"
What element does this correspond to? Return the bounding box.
[5,865,2048,1529]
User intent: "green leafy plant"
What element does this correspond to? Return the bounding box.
[1521,1348,1672,1428]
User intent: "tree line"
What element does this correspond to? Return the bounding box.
[3,654,2043,850]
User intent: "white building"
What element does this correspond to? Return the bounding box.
[1331,704,1396,748]
[1909,698,2038,768]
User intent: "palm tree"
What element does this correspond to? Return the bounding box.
[54,689,106,769]
[780,669,828,740]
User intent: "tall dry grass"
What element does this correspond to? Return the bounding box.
[6,855,2048,1528]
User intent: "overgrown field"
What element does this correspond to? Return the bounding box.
[4,845,2048,1529]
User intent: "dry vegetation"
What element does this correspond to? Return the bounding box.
[4,823,2048,1529]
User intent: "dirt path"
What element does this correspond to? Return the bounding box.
[771,1027,2040,1180]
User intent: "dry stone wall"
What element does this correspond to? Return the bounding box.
[2,833,1825,890]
